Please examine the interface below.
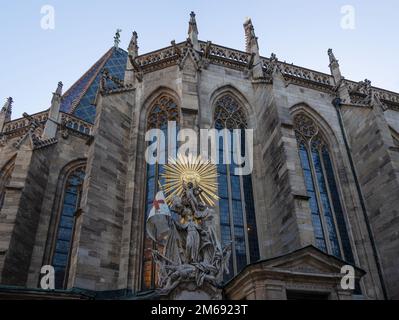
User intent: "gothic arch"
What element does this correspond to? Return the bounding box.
[290,103,349,202]
[44,158,86,289]
[140,86,182,125]
[290,103,341,149]
[0,155,16,210]
[290,105,355,263]
[210,90,260,278]
[139,91,181,290]
[209,85,255,129]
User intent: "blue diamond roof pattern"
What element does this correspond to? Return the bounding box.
[60,47,128,124]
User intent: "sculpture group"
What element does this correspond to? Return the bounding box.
[148,180,231,295]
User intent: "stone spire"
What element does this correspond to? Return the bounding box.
[1,97,13,121]
[0,97,13,132]
[243,18,263,79]
[244,17,259,54]
[128,31,139,58]
[188,11,199,51]
[43,81,63,139]
[328,49,351,103]
[328,48,343,84]
[125,31,141,85]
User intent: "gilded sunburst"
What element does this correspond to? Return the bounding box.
[161,154,219,207]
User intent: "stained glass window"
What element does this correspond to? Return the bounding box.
[0,159,15,210]
[52,166,85,289]
[213,95,260,280]
[294,113,354,262]
[142,95,179,290]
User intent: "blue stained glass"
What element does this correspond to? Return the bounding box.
[63,192,77,206]
[230,175,241,200]
[217,163,227,174]
[147,164,155,178]
[221,225,232,243]
[298,143,327,252]
[214,97,259,278]
[299,147,311,170]
[53,253,68,267]
[311,146,341,258]
[322,147,354,263]
[158,164,165,175]
[219,200,230,225]
[65,185,77,193]
[55,240,71,254]
[147,177,155,204]
[61,204,76,217]
[218,174,228,198]
[52,166,85,289]
[218,145,230,166]
[59,215,74,229]
[232,200,244,227]
[243,174,259,263]
[143,98,179,290]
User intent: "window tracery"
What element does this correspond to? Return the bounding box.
[294,113,354,262]
[142,94,180,290]
[213,94,259,279]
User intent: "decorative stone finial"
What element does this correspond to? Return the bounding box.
[243,17,257,53]
[55,81,63,95]
[114,29,122,49]
[188,11,199,50]
[1,97,13,120]
[328,48,338,65]
[0,97,13,132]
[327,48,343,84]
[43,81,63,139]
[243,18,263,79]
[1,97,13,112]
[128,31,139,58]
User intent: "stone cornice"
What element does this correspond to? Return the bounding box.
[1,112,93,142]
[132,40,399,109]
[2,41,398,132]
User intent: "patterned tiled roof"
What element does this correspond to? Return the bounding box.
[60,47,128,124]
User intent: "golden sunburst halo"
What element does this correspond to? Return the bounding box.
[161,154,219,207]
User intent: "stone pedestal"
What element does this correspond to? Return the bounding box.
[160,281,222,300]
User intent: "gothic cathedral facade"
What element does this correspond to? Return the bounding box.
[1,13,399,299]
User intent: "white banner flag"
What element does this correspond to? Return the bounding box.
[146,190,171,243]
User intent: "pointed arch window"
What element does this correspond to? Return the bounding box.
[142,95,179,290]
[52,165,85,289]
[294,113,354,263]
[0,158,15,210]
[213,94,260,280]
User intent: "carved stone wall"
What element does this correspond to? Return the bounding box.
[340,103,399,299]
[0,36,398,299]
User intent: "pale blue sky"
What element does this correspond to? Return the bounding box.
[1,0,398,119]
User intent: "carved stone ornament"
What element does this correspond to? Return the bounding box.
[146,155,231,299]
[293,113,318,139]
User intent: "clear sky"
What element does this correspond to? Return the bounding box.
[1,0,398,119]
